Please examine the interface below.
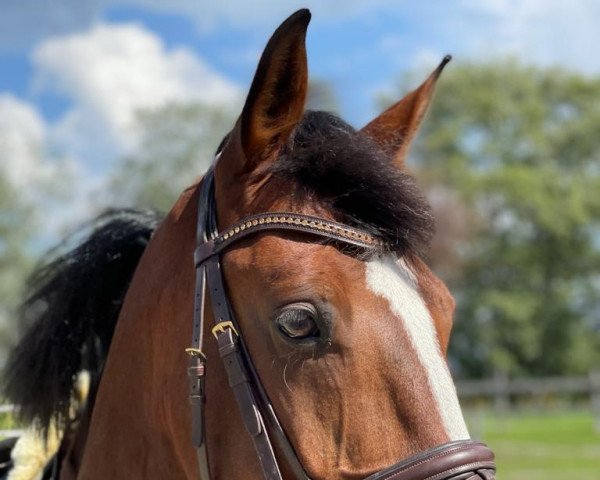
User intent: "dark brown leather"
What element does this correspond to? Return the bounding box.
[194,211,382,266]
[364,441,495,480]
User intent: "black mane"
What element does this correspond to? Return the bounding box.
[271,111,434,255]
[2,209,162,435]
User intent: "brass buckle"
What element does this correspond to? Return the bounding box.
[185,348,206,360]
[211,320,239,339]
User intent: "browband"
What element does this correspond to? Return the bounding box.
[194,211,382,266]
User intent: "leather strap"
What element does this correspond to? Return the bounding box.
[194,211,382,266]
[205,254,283,479]
[363,441,495,480]
[189,169,218,475]
[186,167,215,449]
[187,265,207,447]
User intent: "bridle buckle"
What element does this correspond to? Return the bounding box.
[185,347,207,359]
[211,320,238,339]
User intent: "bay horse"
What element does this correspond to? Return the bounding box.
[3,9,495,480]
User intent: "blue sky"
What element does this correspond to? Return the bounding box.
[1,0,600,227]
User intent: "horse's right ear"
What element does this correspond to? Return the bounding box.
[222,9,310,176]
[361,55,451,170]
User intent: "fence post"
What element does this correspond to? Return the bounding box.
[493,370,510,413]
[589,370,600,433]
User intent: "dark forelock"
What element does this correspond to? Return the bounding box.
[270,110,434,256]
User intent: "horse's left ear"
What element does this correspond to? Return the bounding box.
[222,9,310,177]
[361,55,451,169]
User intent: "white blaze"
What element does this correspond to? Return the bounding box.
[365,255,470,440]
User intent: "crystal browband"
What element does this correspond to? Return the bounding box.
[194,212,383,266]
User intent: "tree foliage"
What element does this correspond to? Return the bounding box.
[0,174,34,351]
[109,102,235,212]
[391,59,600,377]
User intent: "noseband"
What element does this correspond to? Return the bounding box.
[187,167,496,480]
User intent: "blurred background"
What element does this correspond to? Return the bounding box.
[1,1,599,478]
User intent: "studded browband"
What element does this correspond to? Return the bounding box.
[194,211,382,266]
[188,167,496,479]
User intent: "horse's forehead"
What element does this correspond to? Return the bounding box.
[223,233,363,280]
[223,234,451,307]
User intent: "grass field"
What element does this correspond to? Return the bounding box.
[466,410,600,480]
[0,410,17,432]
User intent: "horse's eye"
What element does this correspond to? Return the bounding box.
[276,303,320,340]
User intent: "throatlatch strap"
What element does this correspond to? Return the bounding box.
[188,265,207,447]
[188,172,212,476]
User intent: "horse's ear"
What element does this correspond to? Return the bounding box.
[226,9,310,173]
[361,55,451,169]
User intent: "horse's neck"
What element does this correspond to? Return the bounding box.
[75,185,265,479]
[76,186,199,478]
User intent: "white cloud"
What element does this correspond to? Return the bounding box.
[1,22,243,236]
[3,20,242,237]
[0,93,51,189]
[0,93,85,241]
[32,23,240,164]
[456,0,600,73]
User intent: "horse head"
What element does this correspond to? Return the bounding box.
[199,9,485,479]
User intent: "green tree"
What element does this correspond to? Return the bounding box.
[109,102,236,212]
[0,174,35,352]
[387,59,600,377]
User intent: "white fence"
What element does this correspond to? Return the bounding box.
[456,370,600,433]
[457,371,600,406]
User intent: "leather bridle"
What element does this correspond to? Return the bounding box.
[187,166,496,480]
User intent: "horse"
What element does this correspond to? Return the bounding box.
[2,9,496,480]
